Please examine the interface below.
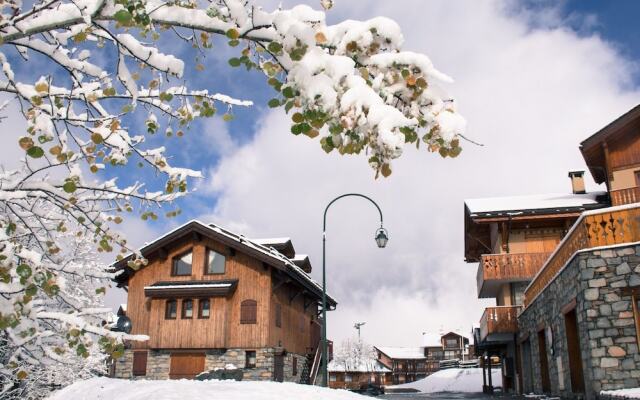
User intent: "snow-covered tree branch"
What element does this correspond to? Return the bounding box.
[0,0,464,397]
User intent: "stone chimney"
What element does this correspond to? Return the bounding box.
[568,170,586,194]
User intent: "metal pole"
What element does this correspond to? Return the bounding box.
[321,193,385,387]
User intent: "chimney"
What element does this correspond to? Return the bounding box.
[568,170,586,194]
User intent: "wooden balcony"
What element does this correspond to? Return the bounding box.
[479,306,521,342]
[525,204,640,306]
[611,187,640,206]
[476,252,551,298]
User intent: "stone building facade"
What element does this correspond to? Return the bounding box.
[518,243,640,398]
[114,347,308,382]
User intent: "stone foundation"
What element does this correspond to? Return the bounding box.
[114,347,307,383]
[518,244,640,399]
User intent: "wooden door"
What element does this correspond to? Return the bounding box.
[274,354,284,382]
[537,330,551,392]
[564,310,585,393]
[169,352,205,379]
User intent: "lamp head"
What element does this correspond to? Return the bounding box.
[375,227,388,248]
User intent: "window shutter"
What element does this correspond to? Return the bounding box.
[292,357,298,376]
[241,300,257,324]
[132,351,148,376]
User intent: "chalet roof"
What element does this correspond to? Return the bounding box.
[421,332,442,348]
[328,359,391,373]
[580,104,640,184]
[291,254,312,273]
[375,346,426,360]
[111,220,337,307]
[465,191,607,219]
[251,237,296,258]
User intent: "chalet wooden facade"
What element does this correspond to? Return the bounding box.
[464,186,607,393]
[111,220,337,383]
[464,104,640,398]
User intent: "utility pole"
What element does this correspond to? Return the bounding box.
[354,322,366,340]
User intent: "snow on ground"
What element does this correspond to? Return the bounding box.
[46,377,367,400]
[390,368,501,393]
[601,388,640,399]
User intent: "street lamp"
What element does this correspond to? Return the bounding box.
[321,193,388,387]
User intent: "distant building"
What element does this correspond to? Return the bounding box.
[375,346,428,384]
[327,358,392,389]
[375,331,473,384]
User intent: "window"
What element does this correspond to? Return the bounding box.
[165,299,177,319]
[198,299,210,319]
[172,251,193,276]
[275,303,282,328]
[345,374,352,382]
[445,339,458,348]
[292,357,298,376]
[206,249,226,274]
[132,351,147,376]
[241,300,257,324]
[330,374,337,382]
[245,350,256,368]
[182,299,193,319]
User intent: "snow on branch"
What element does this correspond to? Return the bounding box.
[0,1,464,397]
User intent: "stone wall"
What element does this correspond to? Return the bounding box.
[518,244,640,399]
[114,347,307,383]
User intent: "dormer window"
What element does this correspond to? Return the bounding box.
[172,250,193,276]
[206,249,226,274]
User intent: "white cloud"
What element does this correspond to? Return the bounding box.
[196,0,639,346]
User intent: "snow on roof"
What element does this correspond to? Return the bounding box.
[328,359,391,373]
[422,332,442,348]
[119,304,127,312]
[465,191,606,217]
[252,237,291,245]
[376,346,426,360]
[292,254,309,261]
[114,220,336,305]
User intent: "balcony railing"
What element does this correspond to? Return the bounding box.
[479,306,521,342]
[525,204,640,306]
[477,252,551,297]
[611,187,640,206]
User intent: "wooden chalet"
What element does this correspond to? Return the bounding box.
[111,220,337,383]
[465,179,608,392]
[327,358,392,390]
[375,346,428,384]
[464,104,640,397]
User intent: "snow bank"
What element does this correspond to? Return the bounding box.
[601,388,640,399]
[390,368,501,393]
[46,377,367,400]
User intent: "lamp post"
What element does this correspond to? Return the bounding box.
[321,193,388,387]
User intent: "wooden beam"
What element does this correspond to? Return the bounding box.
[304,296,314,311]
[191,231,202,242]
[289,290,304,304]
[158,247,168,261]
[227,247,236,257]
[272,278,291,294]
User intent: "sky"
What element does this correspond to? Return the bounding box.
[3,0,640,349]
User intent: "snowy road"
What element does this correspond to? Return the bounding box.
[381,392,502,400]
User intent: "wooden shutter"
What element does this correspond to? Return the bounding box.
[241,300,257,324]
[132,351,148,376]
[275,303,282,327]
[292,356,298,376]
